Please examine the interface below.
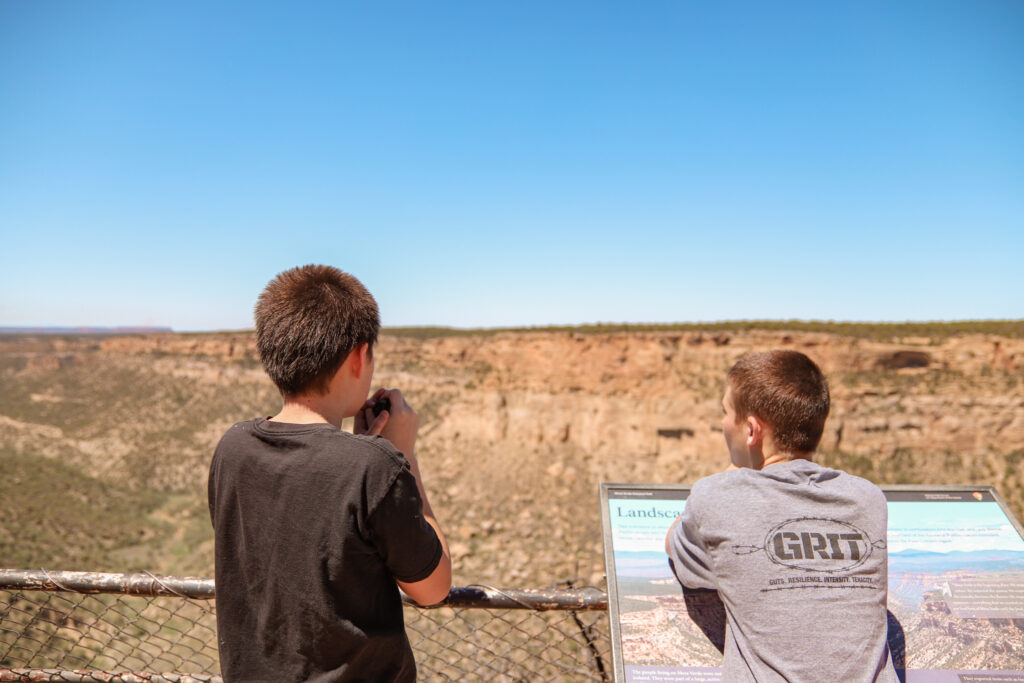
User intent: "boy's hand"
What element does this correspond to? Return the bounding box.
[357,388,419,457]
[354,388,388,435]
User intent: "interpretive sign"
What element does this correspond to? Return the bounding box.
[601,484,1024,683]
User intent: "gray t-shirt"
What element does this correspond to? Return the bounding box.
[667,460,899,682]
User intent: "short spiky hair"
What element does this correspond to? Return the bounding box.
[727,350,830,455]
[254,265,379,396]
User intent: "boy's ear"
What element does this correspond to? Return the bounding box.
[746,415,766,447]
[348,343,371,378]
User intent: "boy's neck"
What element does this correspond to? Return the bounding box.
[757,432,813,468]
[269,347,370,428]
[272,385,354,428]
[761,450,814,468]
[271,400,336,427]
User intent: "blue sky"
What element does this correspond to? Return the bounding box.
[888,502,1024,554]
[1,1,1021,330]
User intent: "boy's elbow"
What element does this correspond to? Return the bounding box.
[413,581,451,607]
[665,515,681,555]
[421,557,453,605]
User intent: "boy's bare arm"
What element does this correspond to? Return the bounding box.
[395,449,452,605]
[358,388,453,606]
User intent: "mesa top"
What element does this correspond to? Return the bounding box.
[208,418,442,682]
[667,460,899,683]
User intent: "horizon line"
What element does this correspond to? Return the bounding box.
[2,318,1022,336]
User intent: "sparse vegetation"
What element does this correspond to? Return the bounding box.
[819,448,1024,525]
[0,448,169,570]
[384,319,1024,341]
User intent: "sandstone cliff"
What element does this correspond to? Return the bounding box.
[2,326,1022,585]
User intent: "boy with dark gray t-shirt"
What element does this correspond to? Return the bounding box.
[210,266,451,682]
[666,351,898,682]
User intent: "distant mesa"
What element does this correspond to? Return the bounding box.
[0,326,173,335]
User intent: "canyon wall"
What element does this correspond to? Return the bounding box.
[4,327,1022,584]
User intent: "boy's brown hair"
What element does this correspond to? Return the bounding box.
[727,350,830,455]
[254,264,380,396]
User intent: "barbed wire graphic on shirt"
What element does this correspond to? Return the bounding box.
[728,516,887,573]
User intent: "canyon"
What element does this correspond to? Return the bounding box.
[2,325,1022,590]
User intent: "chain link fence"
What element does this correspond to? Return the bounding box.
[0,570,610,682]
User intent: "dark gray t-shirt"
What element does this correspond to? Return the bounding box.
[209,418,442,682]
[667,460,899,683]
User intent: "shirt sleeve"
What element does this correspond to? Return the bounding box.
[667,493,718,591]
[367,465,443,583]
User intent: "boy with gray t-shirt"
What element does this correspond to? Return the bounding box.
[666,351,898,682]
